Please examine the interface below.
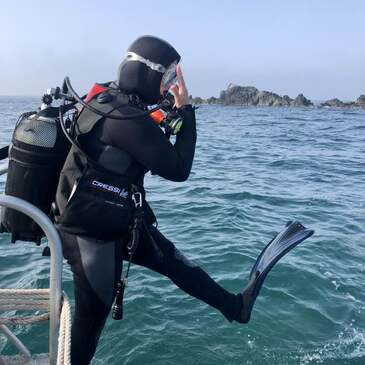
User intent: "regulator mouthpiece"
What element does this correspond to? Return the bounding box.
[150,109,183,135]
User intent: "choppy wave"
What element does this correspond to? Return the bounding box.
[1,99,365,364]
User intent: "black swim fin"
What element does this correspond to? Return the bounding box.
[238,221,314,323]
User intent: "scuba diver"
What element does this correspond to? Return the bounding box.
[52,36,314,364]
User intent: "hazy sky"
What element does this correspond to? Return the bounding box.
[1,0,364,100]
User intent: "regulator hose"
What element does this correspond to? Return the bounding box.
[63,77,169,121]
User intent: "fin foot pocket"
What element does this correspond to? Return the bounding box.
[237,221,314,324]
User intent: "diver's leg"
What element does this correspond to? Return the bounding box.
[125,225,242,322]
[127,221,314,324]
[59,230,122,365]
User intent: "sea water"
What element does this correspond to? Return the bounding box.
[0,97,364,365]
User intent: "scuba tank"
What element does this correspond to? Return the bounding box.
[0,77,182,244]
[0,91,72,244]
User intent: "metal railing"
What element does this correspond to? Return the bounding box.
[0,165,63,365]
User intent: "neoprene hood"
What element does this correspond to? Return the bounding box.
[118,36,181,104]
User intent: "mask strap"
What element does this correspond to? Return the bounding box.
[123,52,166,73]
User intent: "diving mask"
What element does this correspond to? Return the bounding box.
[160,61,178,93]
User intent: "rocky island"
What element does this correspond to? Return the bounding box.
[190,84,365,108]
[190,84,313,107]
[320,95,365,108]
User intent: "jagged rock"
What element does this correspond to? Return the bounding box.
[257,91,288,106]
[319,94,365,108]
[356,95,365,107]
[219,90,226,100]
[222,85,260,105]
[320,98,357,108]
[207,96,221,104]
[190,96,205,105]
[291,94,313,107]
[283,95,293,104]
[220,85,313,106]
[190,84,313,107]
[321,98,345,107]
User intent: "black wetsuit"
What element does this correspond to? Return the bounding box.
[57,104,241,365]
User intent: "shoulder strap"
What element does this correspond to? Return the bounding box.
[59,92,138,174]
[75,92,131,135]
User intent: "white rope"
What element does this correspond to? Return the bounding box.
[0,303,49,311]
[0,288,50,296]
[0,313,49,325]
[57,292,72,365]
[0,289,72,365]
[0,288,50,313]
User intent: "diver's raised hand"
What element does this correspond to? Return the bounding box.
[169,64,190,108]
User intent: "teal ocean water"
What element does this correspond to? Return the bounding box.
[0,97,365,364]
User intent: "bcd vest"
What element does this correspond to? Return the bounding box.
[55,90,155,239]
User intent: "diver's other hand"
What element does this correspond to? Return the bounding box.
[169,64,190,109]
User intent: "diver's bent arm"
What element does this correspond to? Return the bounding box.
[172,105,197,181]
[105,106,196,182]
